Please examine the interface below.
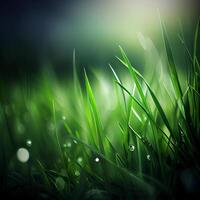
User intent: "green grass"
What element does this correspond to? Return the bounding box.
[0,21,200,199]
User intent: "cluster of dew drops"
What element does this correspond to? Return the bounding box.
[62,115,101,164]
[16,116,151,173]
[15,114,103,191]
[16,114,66,163]
[129,144,151,161]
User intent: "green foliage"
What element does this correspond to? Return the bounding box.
[0,21,199,199]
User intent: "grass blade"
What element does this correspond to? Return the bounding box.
[162,23,183,99]
[84,70,105,155]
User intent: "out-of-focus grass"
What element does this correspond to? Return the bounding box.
[0,21,200,199]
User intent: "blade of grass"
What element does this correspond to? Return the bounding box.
[118,46,147,107]
[117,81,176,151]
[109,64,127,112]
[162,23,183,100]
[84,70,105,155]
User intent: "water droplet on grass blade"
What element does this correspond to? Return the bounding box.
[73,140,77,144]
[94,157,100,162]
[26,139,32,147]
[55,177,65,191]
[17,148,29,163]
[147,154,151,161]
[129,145,135,152]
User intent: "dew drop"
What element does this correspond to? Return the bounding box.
[147,154,151,161]
[73,140,77,144]
[17,148,29,163]
[94,157,100,162]
[129,145,135,152]
[26,139,32,147]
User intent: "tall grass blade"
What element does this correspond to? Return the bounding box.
[162,23,183,99]
[118,46,147,107]
[109,64,127,112]
[84,70,105,155]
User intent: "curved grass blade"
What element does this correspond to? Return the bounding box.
[162,23,183,99]
[117,50,174,136]
[84,70,105,155]
[117,81,176,149]
[118,46,147,107]
[109,64,127,112]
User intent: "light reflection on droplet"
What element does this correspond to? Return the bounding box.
[129,145,135,152]
[26,139,32,147]
[147,154,151,160]
[73,140,77,144]
[17,148,29,163]
[94,157,100,163]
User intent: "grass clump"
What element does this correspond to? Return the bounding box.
[0,21,200,199]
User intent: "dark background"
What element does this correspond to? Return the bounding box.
[0,0,76,81]
[0,0,199,82]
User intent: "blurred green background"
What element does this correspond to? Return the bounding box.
[0,1,200,199]
[0,0,199,82]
